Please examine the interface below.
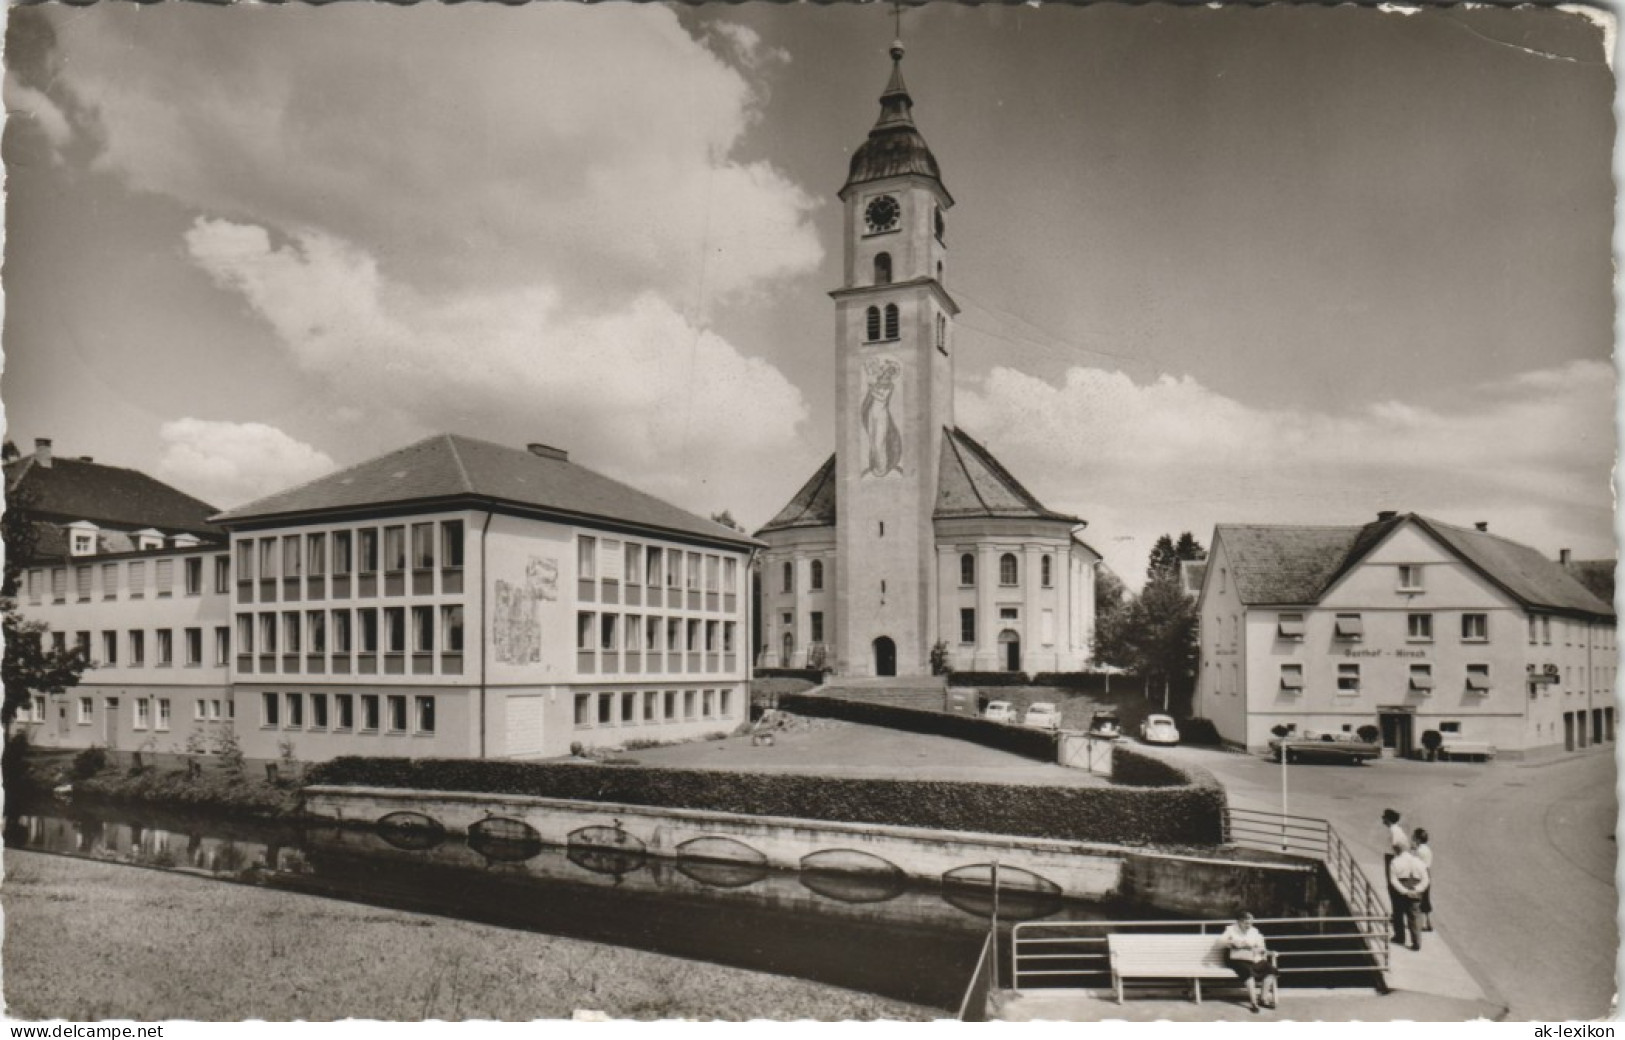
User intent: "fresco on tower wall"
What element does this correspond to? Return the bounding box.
[860,357,904,477]
[493,555,558,664]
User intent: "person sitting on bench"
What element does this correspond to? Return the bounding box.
[1220,910,1278,1012]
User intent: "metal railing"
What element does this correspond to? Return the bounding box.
[1010,915,1390,993]
[958,928,998,1021]
[1225,806,1392,971]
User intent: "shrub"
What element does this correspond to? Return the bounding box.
[1176,717,1223,746]
[1356,725,1380,743]
[74,767,297,817]
[776,692,1056,761]
[71,746,109,781]
[1030,672,1138,693]
[754,668,826,684]
[947,671,1031,687]
[306,755,1228,846]
[929,641,950,676]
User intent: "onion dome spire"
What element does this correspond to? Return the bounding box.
[840,39,948,199]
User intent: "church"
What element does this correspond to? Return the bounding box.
[756,42,1101,679]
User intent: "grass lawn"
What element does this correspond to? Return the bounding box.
[2,850,935,1022]
[626,718,1110,786]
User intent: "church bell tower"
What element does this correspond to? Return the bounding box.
[832,41,960,677]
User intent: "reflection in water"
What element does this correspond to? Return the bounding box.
[567,845,647,878]
[375,812,447,852]
[4,800,1168,1011]
[677,858,768,889]
[568,823,645,854]
[800,869,908,905]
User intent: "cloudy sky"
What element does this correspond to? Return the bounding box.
[3,3,1614,586]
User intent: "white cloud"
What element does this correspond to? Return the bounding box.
[710,22,792,69]
[4,73,73,153]
[183,217,813,520]
[956,360,1615,586]
[157,419,337,510]
[53,4,821,306]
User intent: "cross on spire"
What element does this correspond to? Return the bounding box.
[893,0,902,44]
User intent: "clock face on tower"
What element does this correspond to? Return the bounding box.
[864,194,900,234]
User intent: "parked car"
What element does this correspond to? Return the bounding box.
[1087,710,1122,739]
[983,700,1017,723]
[1139,714,1180,745]
[1268,733,1382,764]
[1023,702,1062,730]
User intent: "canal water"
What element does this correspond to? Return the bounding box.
[4,798,1168,1012]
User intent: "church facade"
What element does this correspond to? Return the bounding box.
[757,44,1100,679]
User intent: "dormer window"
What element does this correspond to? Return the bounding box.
[874,252,892,285]
[67,521,99,557]
[133,528,164,552]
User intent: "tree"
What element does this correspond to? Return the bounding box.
[2,481,88,723]
[1145,531,1207,585]
[2,605,89,724]
[710,510,745,533]
[1091,572,1200,713]
[1095,567,1127,620]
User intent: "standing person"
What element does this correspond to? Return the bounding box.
[1389,846,1431,950]
[1220,911,1279,1012]
[1412,828,1434,931]
[1381,808,1409,939]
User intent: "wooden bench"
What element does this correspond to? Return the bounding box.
[1107,934,1238,1004]
[1439,741,1496,761]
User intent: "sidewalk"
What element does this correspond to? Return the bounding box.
[993,986,1506,1022]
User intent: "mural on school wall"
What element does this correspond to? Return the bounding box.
[493,556,559,664]
[861,357,904,478]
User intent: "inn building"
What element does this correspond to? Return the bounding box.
[756,43,1101,678]
[1196,512,1616,757]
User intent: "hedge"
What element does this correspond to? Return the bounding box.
[1174,717,1222,746]
[776,692,1056,762]
[306,755,1227,846]
[1030,672,1140,693]
[947,671,1032,687]
[754,667,828,684]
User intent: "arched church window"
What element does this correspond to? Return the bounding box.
[960,554,975,587]
[782,561,794,593]
[874,253,892,285]
[810,560,824,591]
[866,306,881,342]
[1000,553,1019,586]
[1042,555,1053,588]
[884,304,899,340]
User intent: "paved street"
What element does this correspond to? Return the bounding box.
[1156,741,1618,1021]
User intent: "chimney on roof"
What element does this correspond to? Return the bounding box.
[34,438,52,469]
[1560,548,1572,565]
[1474,521,1489,532]
[1377,510,1397,522]
[527,442,569,462]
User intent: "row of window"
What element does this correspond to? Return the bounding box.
[575,613,739,654]
[261,691,436,735]
[1280,662,1494,695]
[14,696,240,728]
[237,522,466,583]
[572,688,736,728]
[237,606,465,656]
[578,537,738,593]
[775,553,1058,594]
[27,555,230,606]
[45,627,231,669]
[1269,611,1493,643]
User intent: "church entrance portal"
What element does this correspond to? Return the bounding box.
[873,637,897,677]
[999,630,1021,672]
